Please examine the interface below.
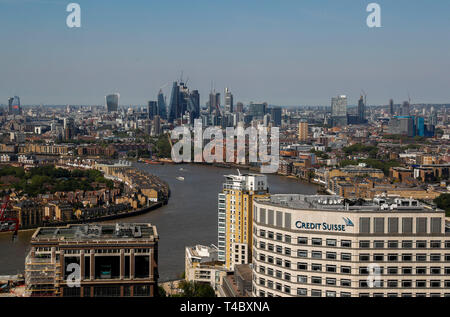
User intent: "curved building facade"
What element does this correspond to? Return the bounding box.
[106,93,119,112]
[252,195,449,297]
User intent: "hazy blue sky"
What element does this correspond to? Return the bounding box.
[1,0,449,106]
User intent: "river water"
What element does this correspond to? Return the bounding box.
[0,163,318,281]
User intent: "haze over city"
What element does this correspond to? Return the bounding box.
[1,0,450,106]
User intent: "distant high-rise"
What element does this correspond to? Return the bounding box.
[63,117,75,140]
[389,99,394,116]
[224,88,233,113]
[209,91,221,115]
[270,107,282,127]
[168,81,199,123]
[105,94,119,112]
[331,95,348,127]
[157,89,167,120]
[235,102,244,113]
[249,102,267,119]
[357,95,366,124]
[401,101,410,116]
[8,96,21,115]
[298,120,308,141]
[147,101,158,120]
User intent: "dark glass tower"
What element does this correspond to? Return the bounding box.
[357,95,366,124]
[157,89,167,120]
[106,94,119,112]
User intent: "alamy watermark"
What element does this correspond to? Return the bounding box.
[171,119,280,174]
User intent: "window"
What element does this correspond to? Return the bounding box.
[297,275,307,283]
[285,248,291,256]
[416,218,427,234]
[374,218,385,234]
[341,253,352,261]
[387,280,398,288]
[268,244,274,251]
[416,267,426,275]
[311,290,322,297]
[359,280,368,288]
[285,260,291,269]
[311,277,322,285]
[388,254,398,262]
[326,252,337,260]
[430,254,441,262]
[268,231,274,239]
[360,218,370,233]
[388,217,399,233]
[326,278,336,286]
[297,288,307,296]
[416,254,426,262]
[430,241,441,248]
[402,218,413,233]
[341,240,351,248]
[298,237,308,245]
[341,266,351,274]
[326,265,337,273]
[259,230,266,237]
[326,291,336,297]
[311,264,322,272]
[326,239,337,247]
[341,279,351,287]
[374,241,384,249]
[387,267,398,275]
[312,251,322,259]
[267,268,274,276]
[298,250,307,258]
[359,267,369,275]
[312,238,322,246]
[341,292,352,297]
[416,241,427,248]
[285,235,291,244]
[276,233,283,241]
[430,267,441,275]
[359,241,370,248]
[297,263,307,271]
[276,245,282,254]
[402,267,412,275]
[402,240,413,248]
[373,254,384,262]
[430,280,441,288]
[276,258,282,266]
[402,254,413,262]
[388,241,398,248]
[284,285,291,294]
[359,254,370,262]
[416,280,426,288]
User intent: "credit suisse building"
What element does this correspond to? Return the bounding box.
[252,195,450,297]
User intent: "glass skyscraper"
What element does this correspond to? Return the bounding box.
[105,94,119,112]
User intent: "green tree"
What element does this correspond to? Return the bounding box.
[178,281,215,297]
[434,194,450,216]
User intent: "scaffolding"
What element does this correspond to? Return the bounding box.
[24,253,60,297]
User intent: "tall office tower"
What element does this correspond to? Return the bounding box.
[249,102,267,119]
[105,93,119,112]
[235,102,244,113]
[157,89,167,120]
[147,101,158,120]
[252,195,449,298]
[270,107,282,127]
[209,91,221,114]
[389,99,394,116]
[152,115,161,136]
[168,81,198,123]
[298,120,309,141]
[63,117,75,140]
[168,82,180,123]
[188,90,200,120]
[430,106,438,126]
[224,88,233,113]
[263,114,271,126]
[218,173,269,270]
[331,95,348,127]
[357,95,366,124]
[401,101,410,116]
[8,96,21,115]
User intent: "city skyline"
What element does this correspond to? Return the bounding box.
[1,0,450,105]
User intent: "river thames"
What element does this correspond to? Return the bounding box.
[0,163,318,281]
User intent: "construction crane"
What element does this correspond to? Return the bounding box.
[0,196,19,237]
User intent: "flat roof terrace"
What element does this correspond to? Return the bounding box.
[32,223,157,242]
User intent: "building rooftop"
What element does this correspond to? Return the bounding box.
[255,194,442,213]
[32,223,157,242]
